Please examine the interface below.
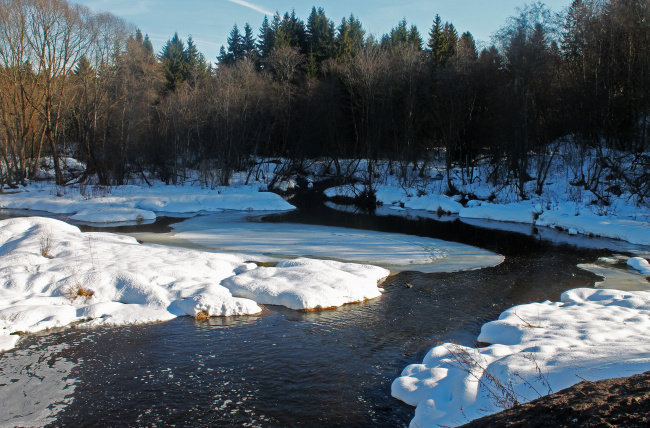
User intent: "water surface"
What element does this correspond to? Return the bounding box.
[0,198,638,427]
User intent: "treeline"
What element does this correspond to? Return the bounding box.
[0,0,648,200]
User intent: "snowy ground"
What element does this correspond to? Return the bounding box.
[0,180,295,225]
[392,280,650,427]
[0,217,389,352]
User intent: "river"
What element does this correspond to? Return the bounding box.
[0,194,639,427]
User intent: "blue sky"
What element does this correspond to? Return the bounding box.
[77,0,573,62]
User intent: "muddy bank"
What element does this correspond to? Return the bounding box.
[463,371,650,427]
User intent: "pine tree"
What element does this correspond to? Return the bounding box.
[258,15,275,60]
[276,10,307,51]
[336,14,365,59]
[160,33,187,91]
[142,34,154,56]
[74,55,94,77]
[307,7,335,64]
[242,23,258,60]
[428,15,443,67]
[185,36,209,80]
[389,18,409,46]
[408,25,423,50]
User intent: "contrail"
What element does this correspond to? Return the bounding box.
[227,0,273,15]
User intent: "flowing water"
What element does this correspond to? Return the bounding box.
[0,195,644,427]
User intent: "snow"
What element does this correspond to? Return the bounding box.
[628,257,650,275]
[0,181,295,225]
[392,283,650,427]
[0,217,388,352]
[170,212,505,273]
[222,258,387,310]
[460,201,542,223]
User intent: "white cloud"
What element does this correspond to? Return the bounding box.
[227,0,273,16]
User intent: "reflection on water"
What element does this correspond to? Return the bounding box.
[1,195,646,426]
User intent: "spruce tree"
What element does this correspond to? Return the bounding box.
[307,7,335,64]
[428,15,443,66]
[140,34,154,57]
[258,15,276,59]
[336,14,365,58]
[408,25,423,50]
[242,23,258,60]
[160,33,187,91]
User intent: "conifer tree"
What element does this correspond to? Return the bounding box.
[143,34,154,56]
[336,14,365,59]
[428,15,443,67]
[242,23,258,60]
[74,55,94,77]
[160,33,187,91]
[276,10,307,51]
[408,25,423,50]
[307,7,335,64]
[185,36,209,79]
[258,15,275,60]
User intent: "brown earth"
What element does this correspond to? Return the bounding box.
[461,371,650,427]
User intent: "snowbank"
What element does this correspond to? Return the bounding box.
[223,258,387,310]
[392,286,650,427]
[0,217,388,352]
[0,182,295,225]
[460,201,542,223]
[628,257,650,274]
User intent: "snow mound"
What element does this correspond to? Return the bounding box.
[223,258,388,310]
[0,217,387,352]
[392,287,650,427]
[404,194,463,214]
[628,257,650,275]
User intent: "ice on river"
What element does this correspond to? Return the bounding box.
[170,212,505,273]
[392,286,650,427]
[0,217,389,352]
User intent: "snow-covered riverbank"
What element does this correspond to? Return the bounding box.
[326,182,650,247]
[0,180,295,225]
[392,278,650,427]
[0,217,389,352]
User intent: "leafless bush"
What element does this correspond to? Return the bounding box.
[445,342,553,414]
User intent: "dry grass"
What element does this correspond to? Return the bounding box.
[66,283,95,301]
[39,231,53,258]
[195,311,210,321]
[445,342,552,414]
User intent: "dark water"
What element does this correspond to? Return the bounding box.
[1,197,619,427]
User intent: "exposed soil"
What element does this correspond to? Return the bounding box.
[462,371,650,427]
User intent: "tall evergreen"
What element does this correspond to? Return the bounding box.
[428,15,443,66]
[336,14,365,58]
[242,23,258,60]
[185,36,209,79]
[142,34,154,56]
[219,24,245,65]
[276,10,307,51]
[306,7,335,64]
[160,33,187,91]
[258,15,276,59]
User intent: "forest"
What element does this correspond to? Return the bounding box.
[0,0,648,203]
